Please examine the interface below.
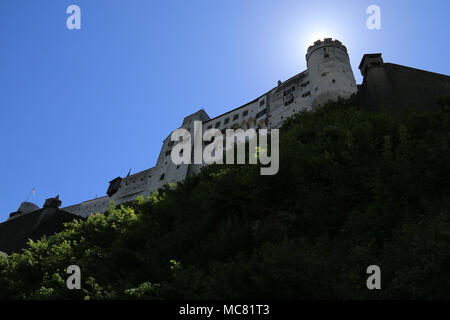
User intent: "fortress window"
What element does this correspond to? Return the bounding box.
[160,174,165,181]
[233,114,239,120]
[177,165,180,169]
[302,92,310,98]
[224,118,230,124]
[332,79,336,83]
[283,88,292,97]
[215,121,220,128]
[284,95,294,106]
[165,151,171,157]
[324,53,330,58]
[243,110,248,117]
[259,99,265,106]
[301,81,309,88]
[207,125,212,129]
[256,109,267,119]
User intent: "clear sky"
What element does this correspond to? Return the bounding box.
[0,0,449,221]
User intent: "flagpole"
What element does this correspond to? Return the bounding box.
[25,188,36,202]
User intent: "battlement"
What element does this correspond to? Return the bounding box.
[306,38,347,60]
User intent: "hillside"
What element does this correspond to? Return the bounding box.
[1,96,450,299]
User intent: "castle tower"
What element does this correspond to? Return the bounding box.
[306,38,357,109]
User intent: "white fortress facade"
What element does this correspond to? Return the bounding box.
[63,38,357,218]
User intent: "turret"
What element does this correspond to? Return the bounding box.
[306,38,357,109]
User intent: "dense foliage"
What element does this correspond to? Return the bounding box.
[1,98,450,299]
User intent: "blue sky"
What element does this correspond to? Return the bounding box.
[0,0,449,221]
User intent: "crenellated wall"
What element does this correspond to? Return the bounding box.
[306,38,357,109]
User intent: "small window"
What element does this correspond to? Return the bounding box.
[215,121,221,128]
[243,110,248,117]
[177,165,180,169]
[324,53,330,58]
[300,81,309,88]
[160,174,165,181]
[259,100,265,107]
[302,92,311,98]
[332,79,336,83]
[284,95,294,106]
[283,87,295,97]
[233,114,239,120]
[207,125,212,129]
[165,151,171,157]
[224,118,230,124]
[256,109,267,119]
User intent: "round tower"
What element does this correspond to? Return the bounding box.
[306,38,357,109]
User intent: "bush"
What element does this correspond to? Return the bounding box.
[1,99,450,299]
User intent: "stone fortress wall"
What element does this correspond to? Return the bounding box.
[62,38,358,218]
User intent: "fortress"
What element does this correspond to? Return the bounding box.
[62,38,358,218]
[6,38,450,221]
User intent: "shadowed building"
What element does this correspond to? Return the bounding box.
[0,199,83,255]
[357,53,450,111]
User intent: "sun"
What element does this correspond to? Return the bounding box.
[306,32,332,47]
[300,23,345,49]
